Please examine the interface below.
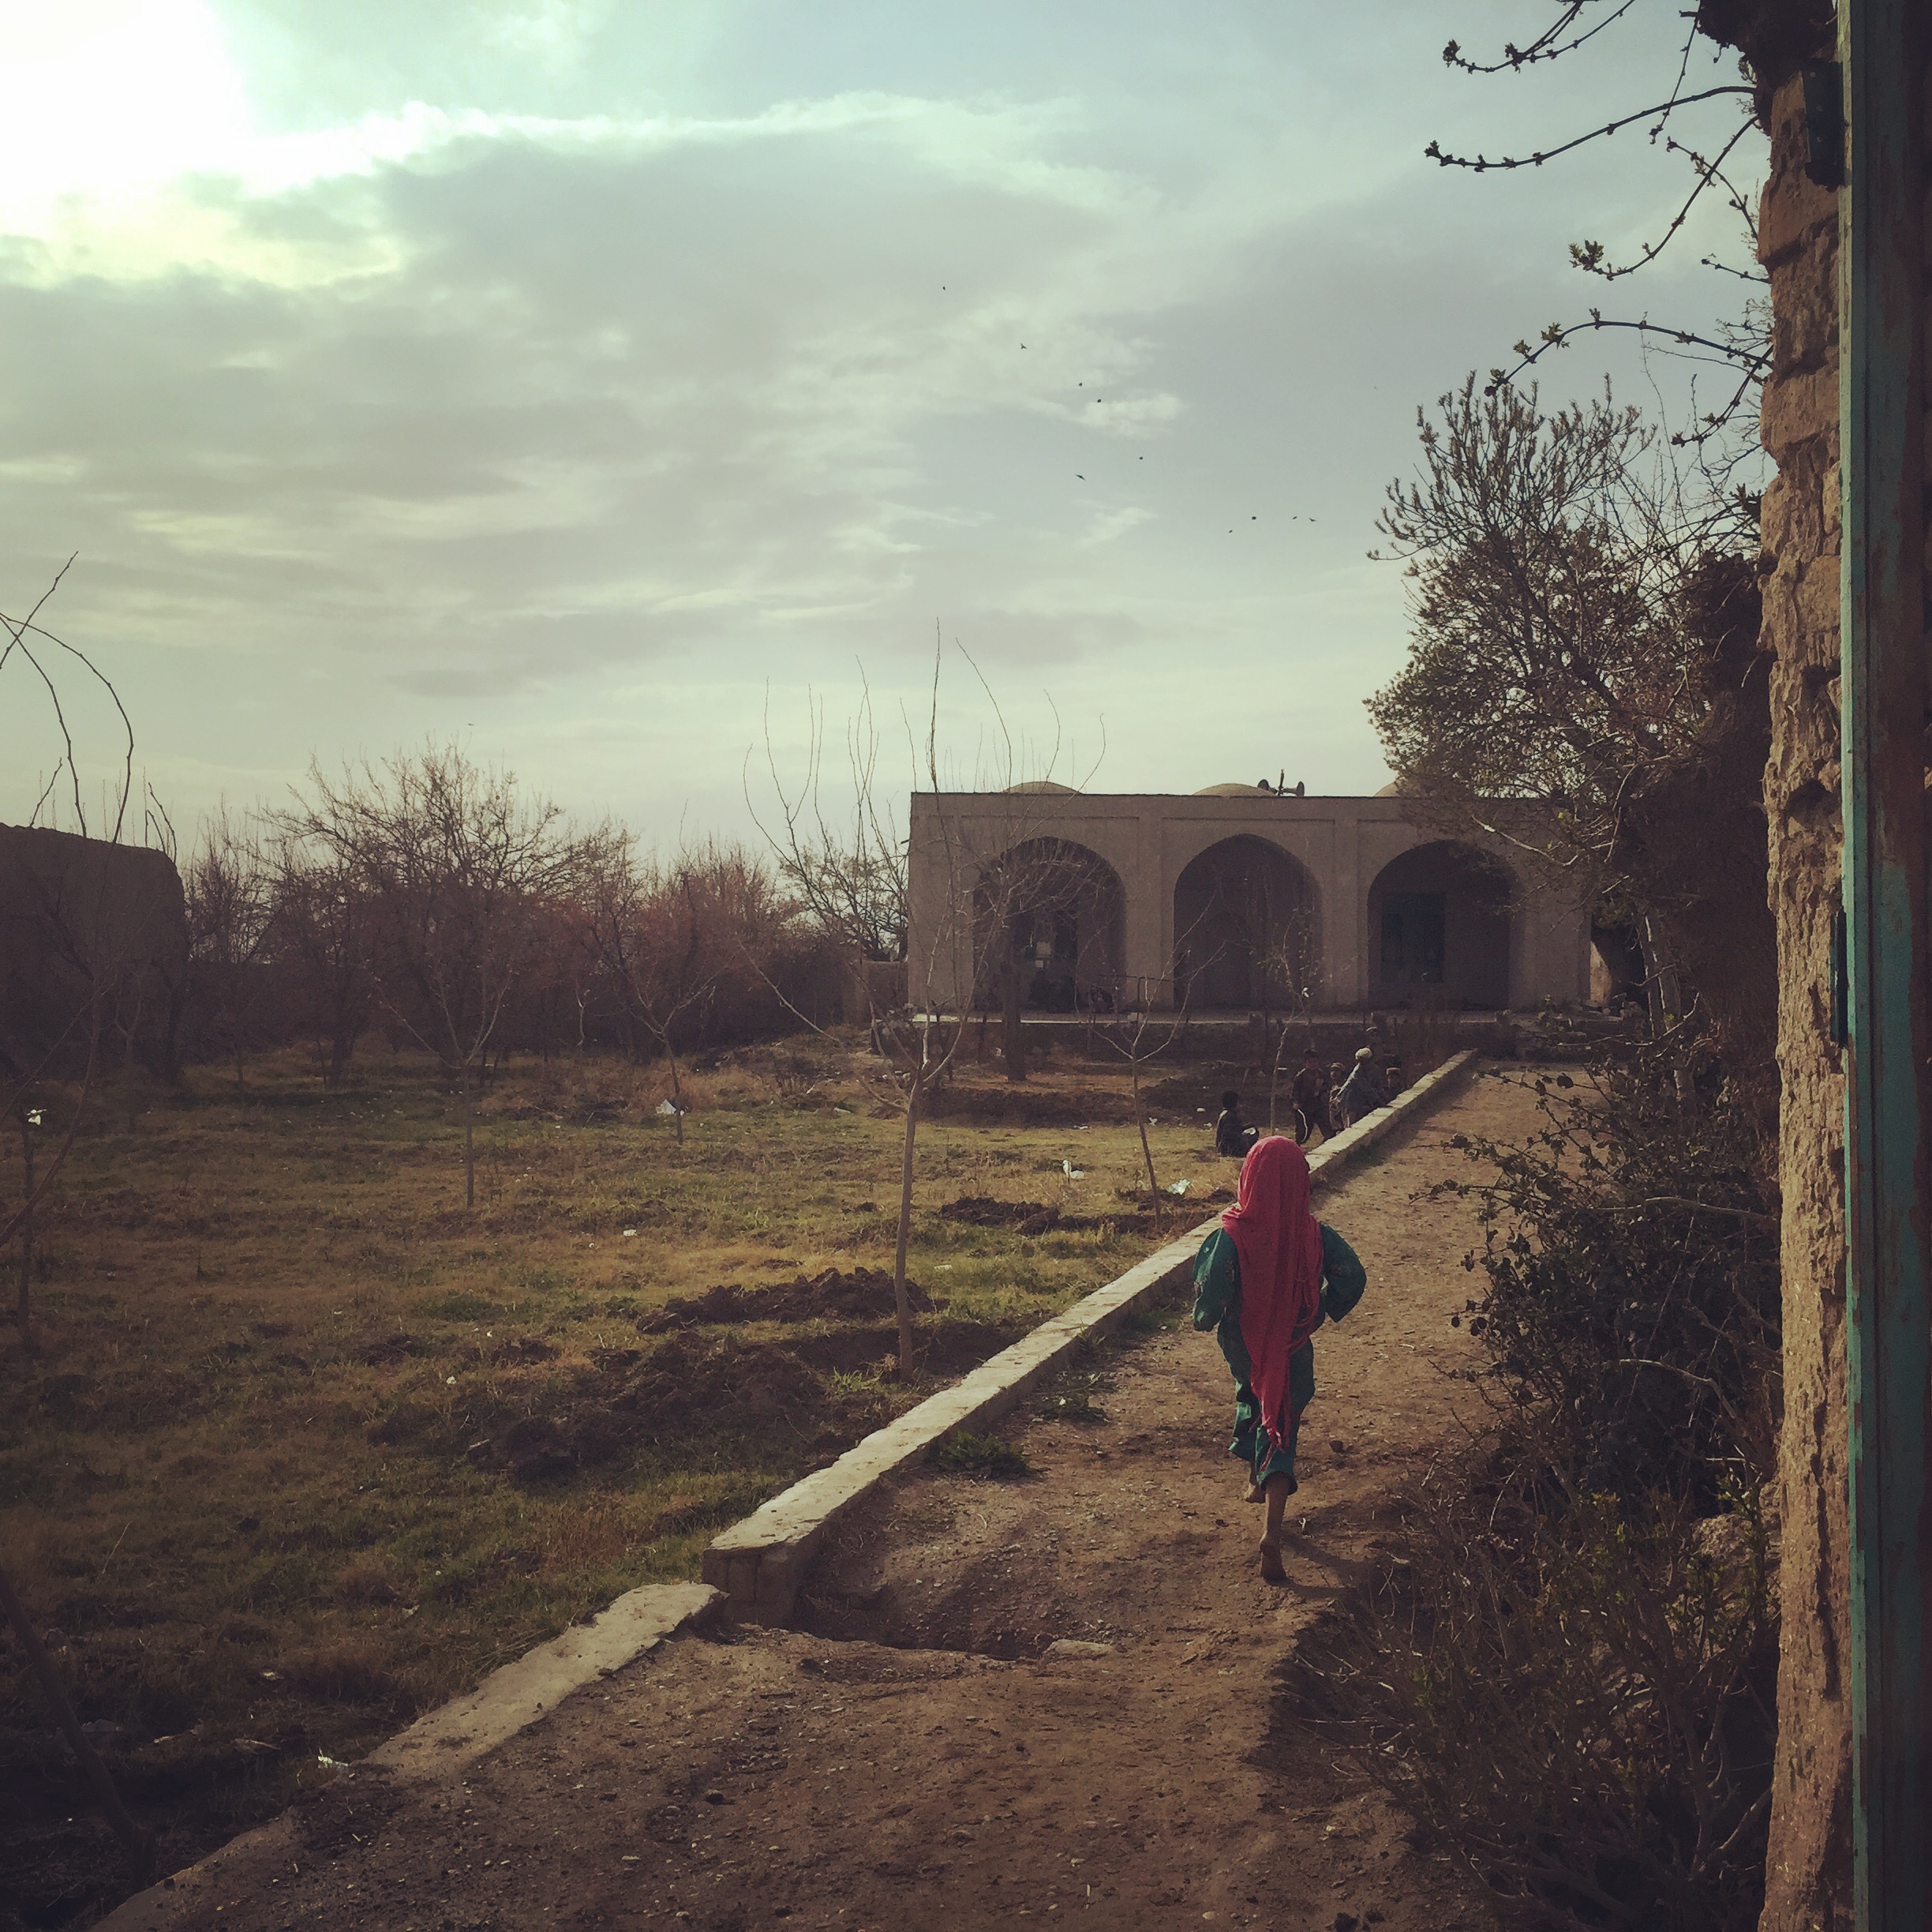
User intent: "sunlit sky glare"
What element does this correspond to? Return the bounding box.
[0,1,1765,848]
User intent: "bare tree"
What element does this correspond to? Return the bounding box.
[283,744,580,1207]
[1260,915,1322,1136]
[575,837,784,1144]
[1100,1001,1194,1215]
[755,676,954,1378]
[1368,376,1773,1106]
[265,836,376,1089]
[1211,859,1320,1134]
[1095,900,1219,1213]
[0,564,159,1879]
[754,653,1080,1376]
[182,807,278,1095]
[2,566,174,1324]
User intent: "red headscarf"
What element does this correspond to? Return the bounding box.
[1222,1134,1325,1455]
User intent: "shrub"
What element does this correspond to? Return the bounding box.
[1289,1050,1780,1931]
[1438,1051,1779,1511]
[1290,1463,1776,1930]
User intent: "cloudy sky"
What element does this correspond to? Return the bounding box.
[0,0,1763,848]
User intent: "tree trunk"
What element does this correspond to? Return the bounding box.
[892,1080,921,1377]
[1267,1020,1292,1133]
[1636,910,1696,1111]
[669,1050,685,1147]
[1131,1056,1160,1210]
[16,1116,32,1350]
[1001,957,1027,1083]
[462,1068,477,1208]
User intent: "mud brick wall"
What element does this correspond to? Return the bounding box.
[1755,44,1932,1931]
[1756,70,1848,1932]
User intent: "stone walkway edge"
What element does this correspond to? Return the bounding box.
[95,1049,1477,1927]
[703,1048,1481,1622]
[95,1582,724,1931]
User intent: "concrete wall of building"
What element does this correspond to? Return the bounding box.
[907,789,1590,1013]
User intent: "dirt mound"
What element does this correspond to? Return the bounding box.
[607,1334,832,1441]
[640,1267,932,1331]
[457,1337,832,1481]
[460,1313,1028,1484]
[938,1196,1061,1234]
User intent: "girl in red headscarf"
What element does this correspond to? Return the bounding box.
[1192,1133,1365,1581]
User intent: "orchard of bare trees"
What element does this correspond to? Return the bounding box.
[168,746,854,1124]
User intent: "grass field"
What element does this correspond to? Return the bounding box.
[1,1026,1250,1915]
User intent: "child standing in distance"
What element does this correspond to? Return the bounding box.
[1290,1049,1333,1144]
[1213,1088,1260,1158]
[1192,1134,1365,1582]
[1333,1046,1390,1128]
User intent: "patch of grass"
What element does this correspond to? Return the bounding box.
[2,1035,1222,1903]
[930,1430,1033,1479]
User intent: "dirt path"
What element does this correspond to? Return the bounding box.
[148,1069,1543,1932]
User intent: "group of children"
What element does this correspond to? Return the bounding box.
[1212,1046,1406,1157]
[1196,1051,1399,1582]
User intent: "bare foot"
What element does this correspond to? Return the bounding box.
[1258,1535,1286,1583]
[1244,1481,1264,1504]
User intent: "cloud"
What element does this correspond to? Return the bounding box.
[1076,505,1153,549]
[0,1,1769,841]
[0,91,1319,698]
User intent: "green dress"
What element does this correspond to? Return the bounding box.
[1191,1224,1366,1488]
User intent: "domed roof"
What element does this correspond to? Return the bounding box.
[1375,780,1410,797]
[1194,781,1273,797]
[1003,780,1079,795]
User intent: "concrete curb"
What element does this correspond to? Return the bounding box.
[365,1580,720,1779]
[702,1048,1481,1623]
[94,1581,720,1930]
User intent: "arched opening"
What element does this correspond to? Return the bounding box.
[1171,837,1321,1011]
[973,839,1126,1013]
[1366,841,1515,1009]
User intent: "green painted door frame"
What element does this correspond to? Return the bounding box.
[1838,5,1930,1926]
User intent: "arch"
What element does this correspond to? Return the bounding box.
[1365,840,1515,1009]
[1171,836,1321,1011]
[974,838,1127,1013]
